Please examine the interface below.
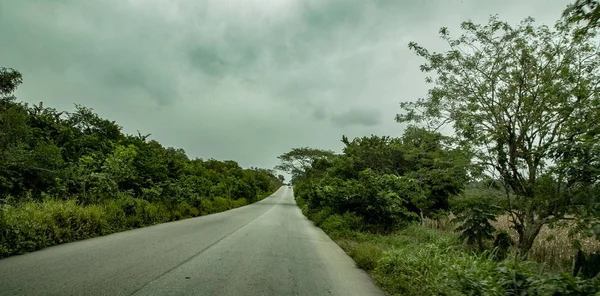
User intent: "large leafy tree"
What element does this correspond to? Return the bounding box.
[275,147,335,181]
[338,135,407,178]
[399,126,470,219]
[397,16,600,255]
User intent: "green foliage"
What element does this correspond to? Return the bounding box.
[0,68,282,258]
[453,198,500,251]
[284,12,600,296]
[274,147,335,182]
[345,242,384,271]
[564,0,600,35]
[398,15,600,256]
[494,231,515,261]
[0,194,257,258]
[376,242,600,296]
[298,172,420,230]
[377,244,506,295]
[297,188,600,295]
[318,212,364,238]
[313,217,600,296]
[0,67,22,96]
[288,128,469,231]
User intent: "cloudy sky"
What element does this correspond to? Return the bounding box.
[0,0,571,172]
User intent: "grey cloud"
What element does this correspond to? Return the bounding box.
[312,107,328,120]
[331,107,382,127]
[188,46,229,77]
[0,0,573,170]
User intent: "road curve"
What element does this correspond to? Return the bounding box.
[0,187,384,296]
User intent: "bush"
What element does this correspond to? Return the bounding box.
[212,196,231,213]
[452,195,501,251]
[325,171,420,230]
[0,200,110,257]
[494,230,514,261]
[319,212,364,238]
[0,190,269,258]
[310,207,333,226]
[376,244,462,295]
[375,242,600,296]
[294,195,310,216]
[309,219,600,296]
[397,224,459,248]
[231,198,247,209]
[346,242,385,271]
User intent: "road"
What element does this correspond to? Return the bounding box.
[0,187,384,296]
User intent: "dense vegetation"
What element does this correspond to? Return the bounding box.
[0,68,282,258]
[279,11,600,296]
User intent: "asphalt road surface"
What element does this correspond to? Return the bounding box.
[0,187,384,296]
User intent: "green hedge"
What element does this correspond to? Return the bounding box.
[0,190,275,258]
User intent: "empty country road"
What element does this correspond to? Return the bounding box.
[0,187,384,296]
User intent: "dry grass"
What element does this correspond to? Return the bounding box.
[491,215,600,271]
[423,215,456,232]
[424,214,600,272]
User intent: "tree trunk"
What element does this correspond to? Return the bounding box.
[516,218,544,257]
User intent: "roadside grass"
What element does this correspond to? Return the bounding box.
[491,215,600,272]
[298,197,600,295]
[0,190,275,258]
[424,214,600,272]
[444,188,600,272]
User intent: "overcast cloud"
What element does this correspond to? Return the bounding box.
[0,0,571,172]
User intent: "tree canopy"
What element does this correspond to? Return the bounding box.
[397,15,600,255]
[274,147,335,182]
[564,0,600,33]
[289,128,469,230]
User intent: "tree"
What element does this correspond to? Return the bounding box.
[275,147,335,181]
[399,126,470,219]
[564,0,600,34]
[0,67,22,97]
[397,16,600,255]
[338,135,407,178]
[453,198,500,252]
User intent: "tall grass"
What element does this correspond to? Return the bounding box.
[0,191,272,258]
[296,195,600,295]
[424,213,600,271]
[491,215,600,271]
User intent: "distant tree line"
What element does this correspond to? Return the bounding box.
[0,67,282,257]
[281,127,470,231]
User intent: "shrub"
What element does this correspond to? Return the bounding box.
[453,198,499,251]
[212,196,231,213]
[173,201,198,219]
[310,207,333,226]
[494,230,514,261]
[397,224,458,248]
[375,242,600,296]
[0,200,110,258]
[231,198,247,209]
[376,244,466,295]
[320,223,600,295]
[346,242,385,271]
[199,199,214,215]
[0,191,264,258]
[319,212,364,238]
